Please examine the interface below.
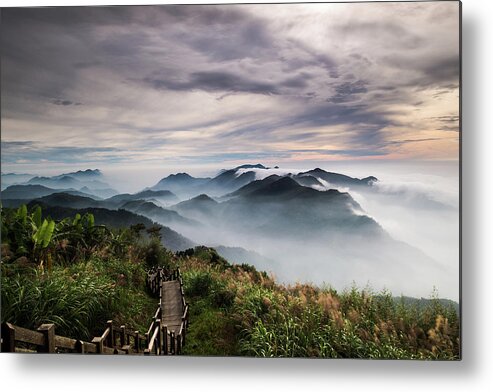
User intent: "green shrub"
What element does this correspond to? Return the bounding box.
[142,238,169,268]
[184,270,214,297]
[212,285,236,309]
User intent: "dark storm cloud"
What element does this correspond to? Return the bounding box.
[328,80,369,104]
[145,71,279,95]
[281,73,313,89]
[1,2,459,170]
[383,54,460,90]
[293,103,394,130]
[160,4,249,25]
[283,38,339,78]
[420,56,460,87]
[0,5,143,28]
[145,71,315,95]
[51,99,81,106]
[186,18,272,61]
[219,102,397,152]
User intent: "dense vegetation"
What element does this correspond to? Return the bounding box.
[178,247,460,359]
[1,205,167,339]
[1,205,460,358]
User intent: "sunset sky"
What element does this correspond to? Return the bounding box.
[1,2,460,175]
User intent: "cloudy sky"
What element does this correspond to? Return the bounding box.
[1,2,460,175]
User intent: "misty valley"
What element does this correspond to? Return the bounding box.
[1,163,457,301]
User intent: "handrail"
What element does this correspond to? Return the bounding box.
[1,267,188,355]
[143,267,188,355]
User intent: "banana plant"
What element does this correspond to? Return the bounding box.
[32,218,56,271]
[4,205,33,256]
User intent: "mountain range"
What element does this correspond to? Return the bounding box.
[1,169,118,198]
[2,164,381,241]
[2,164,448,295]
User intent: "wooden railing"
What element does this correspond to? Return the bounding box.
[146,266,180,296]
[1,320,145,354]
[1,267,188,354]
[143,267,188,355]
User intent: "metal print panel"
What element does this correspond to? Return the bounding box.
[0,1,461,359]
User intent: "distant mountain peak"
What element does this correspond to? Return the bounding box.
[76,169,101,175]
[271,176,300,187]
[362,176,378,185]
[76,169,100,173]
[61,169,102,178]
[248,176,301,197]
[301,168,377,187]
[234,164,268,170]
[168,172,193,179]
[193,194,216,202]
[161,172,195,181]
[153,172,195,186]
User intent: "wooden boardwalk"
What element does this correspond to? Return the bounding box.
[144,267,189,355]
[161,280,184,335]
[1,267,189,355]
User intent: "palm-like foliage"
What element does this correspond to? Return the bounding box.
[1,204,114,268]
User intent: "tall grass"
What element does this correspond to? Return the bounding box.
[178,246,460,359]
[1,256,156,340]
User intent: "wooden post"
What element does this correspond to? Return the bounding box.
[91,337,103,354]
[170,332,175,354]
[134,331,140,353]
[163,325,168,355]
[176,334,182,354]
[120,325,126,347]
[37,324,56,353]
[75,340,85,354]
[156,319,162,355]
[106,320,114,348]
[1,323,16,352]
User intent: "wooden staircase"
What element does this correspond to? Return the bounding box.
[1,267,188,355]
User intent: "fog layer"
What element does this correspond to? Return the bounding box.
[127,161,459,301]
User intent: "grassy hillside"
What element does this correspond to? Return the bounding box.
[1,205,460,359]
[177,247,460,359]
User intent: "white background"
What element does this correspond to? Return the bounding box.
[0,0,490,391]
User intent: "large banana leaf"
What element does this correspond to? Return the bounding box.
[17,205,28,225]
[33,219,55,249]
[32,206,42,229]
